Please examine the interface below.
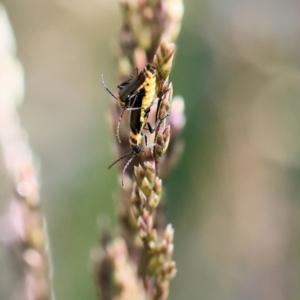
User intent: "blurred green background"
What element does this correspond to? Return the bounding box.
[1,0,300,299]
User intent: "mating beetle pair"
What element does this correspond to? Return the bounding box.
[102,64,166,186]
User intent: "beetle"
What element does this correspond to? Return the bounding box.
[102,64,157,143]
[108,89,168,186]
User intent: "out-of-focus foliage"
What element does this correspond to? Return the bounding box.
[1,0,300,300]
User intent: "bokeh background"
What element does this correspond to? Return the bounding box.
[1,0,300,299]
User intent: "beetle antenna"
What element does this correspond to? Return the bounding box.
[121,154,136,186]
[107,150,133,169]
[101,74,118,101]
[116,108,126,144]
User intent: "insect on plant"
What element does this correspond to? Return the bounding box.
[107,90,168,186]
[102,64,157,143]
